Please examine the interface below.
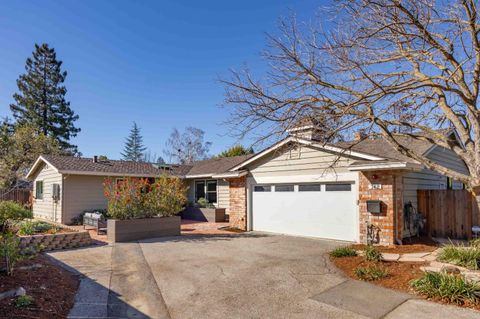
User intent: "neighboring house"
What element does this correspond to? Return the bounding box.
[26,125,471,245]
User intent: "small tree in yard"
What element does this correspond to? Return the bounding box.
[222,1,480,203]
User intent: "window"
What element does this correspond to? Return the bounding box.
[299,184,321,192]
[206,180,217,203]
[275,184,294,192]
[35,181,44,200]
[195,181,205,202]
[254,185,271,192]
[325,183,351,191]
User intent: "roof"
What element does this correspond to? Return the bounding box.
[335,136,433,163]
[26,154,253,179]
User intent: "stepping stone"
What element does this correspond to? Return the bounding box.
[422,254,436,262]
[312,280,411,319]
[420,266,441,273]
[401,252,430,259]
[382,253,400,261]
[398,256,425,262]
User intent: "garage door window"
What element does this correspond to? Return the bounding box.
[254,185,271,192]
[325,184,351,191]
[275,184,294,192]
[298,184,321,192]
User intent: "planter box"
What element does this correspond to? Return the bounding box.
[107,216,181,243]
[181,207,226,223]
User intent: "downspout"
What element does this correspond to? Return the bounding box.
[394,174,403,245]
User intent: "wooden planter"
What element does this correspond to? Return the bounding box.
[181,207,226,223]
[107,216,181,243]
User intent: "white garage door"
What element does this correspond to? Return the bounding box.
[251,183,357,241]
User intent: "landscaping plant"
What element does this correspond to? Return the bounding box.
[0,201,32,232]
[103,176,187,220]
[411,271,480,305]
[355,266,389,281]
[364,245,383,262]
[437,244,480,271]
[15,295,34,308]
[0,232,26,276]
[330,246,357,258]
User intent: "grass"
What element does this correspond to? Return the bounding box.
[411,271,480,305]
[330,246,357,258]
[364,245,383,262]
[437,244,480,270]
[355,266,389,281]
[15,295,34,308]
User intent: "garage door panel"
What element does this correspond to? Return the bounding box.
[252,184,357,241]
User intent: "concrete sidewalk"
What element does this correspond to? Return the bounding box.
[48,233,480,319]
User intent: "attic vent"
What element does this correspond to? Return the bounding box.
[289,146,301,159]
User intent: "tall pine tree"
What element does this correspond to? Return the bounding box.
[10,43,80,153]
[121,122,146,162]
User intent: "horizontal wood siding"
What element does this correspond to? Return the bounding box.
[32,163,63,223]
[418,190,479,239]
[249,145,353,177]
[63,175,108,224]
[427,146,470,176]
[218,179,230,213]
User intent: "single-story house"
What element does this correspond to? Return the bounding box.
[26,125,471,245]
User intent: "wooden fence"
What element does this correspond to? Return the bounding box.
[417,190,480,240]
[0,189,32,207]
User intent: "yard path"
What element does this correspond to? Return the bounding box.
[47,233,480,319]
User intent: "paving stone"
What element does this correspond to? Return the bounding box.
[398,256,425,262]
[401,252,430,259]
[382,253,400,261]
[312,280,411,319]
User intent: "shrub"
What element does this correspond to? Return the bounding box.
[330,246,357,258]
[0,232,27,276]
[411,271,480,305]
[437,245,480,270]
[364,245,383,262]
[0,201,32,232]
[17,221,54,235]
[196,197,207,208]
[15,295,34,308]
[17,221,35,235]
[103,176,187,220]
[355,266,389,281]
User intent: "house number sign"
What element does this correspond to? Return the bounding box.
[369,183,382,190]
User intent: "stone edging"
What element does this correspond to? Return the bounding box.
[19,230,92,252]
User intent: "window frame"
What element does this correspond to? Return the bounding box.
[253,185,272,192]
[194,179,218,204]
[325,183,352,192]
[298,184,321,192]
[35,180,44,200]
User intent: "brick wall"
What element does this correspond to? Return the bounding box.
[359,170,404,245]
[228,176,247,230]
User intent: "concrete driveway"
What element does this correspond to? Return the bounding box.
[48,233,480,319]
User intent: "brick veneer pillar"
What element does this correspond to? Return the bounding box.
[359,170,404,245]
[229,176,247,230]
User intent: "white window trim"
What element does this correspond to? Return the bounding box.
[194,179,218,204]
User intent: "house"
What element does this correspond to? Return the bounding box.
[26,125,471,245]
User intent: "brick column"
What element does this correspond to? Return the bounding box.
[229,176,247,230]
[359,170,404,245]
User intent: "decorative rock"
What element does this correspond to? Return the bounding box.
[441,265,461,274]
[382,253,400,262]
[15,287,26,297]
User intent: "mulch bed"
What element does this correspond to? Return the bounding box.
[0,254,79,319]
[331,255,426,292]
[351,236,439,254]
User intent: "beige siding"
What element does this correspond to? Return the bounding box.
[403,146,467,210]
[249,145,353,177]
[62,175,108,224]
[32,163,63,223]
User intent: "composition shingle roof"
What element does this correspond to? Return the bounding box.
[37,154,254,178]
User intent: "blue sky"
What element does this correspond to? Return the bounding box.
[0,0,324,159]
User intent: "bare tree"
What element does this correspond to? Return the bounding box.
[223,0,480,192]
[164,127,212,164]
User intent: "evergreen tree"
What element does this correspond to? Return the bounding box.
[217,144,254,158]
[121,122,146,162]
[10,43,80,153]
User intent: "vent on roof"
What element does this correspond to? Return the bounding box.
[93,156,98,163]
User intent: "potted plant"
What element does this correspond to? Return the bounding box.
[104,176,187,242]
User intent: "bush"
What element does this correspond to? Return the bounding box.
[103,176,187,220]
[437,245,480,270]
[411,271,480,305]
[365,245,383,262]
[330,246,357,258]
[355,266,389,281]
[15,295,34,308]
[0,201,32,232]
[17,221,55,235]
[0,232,27,276]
